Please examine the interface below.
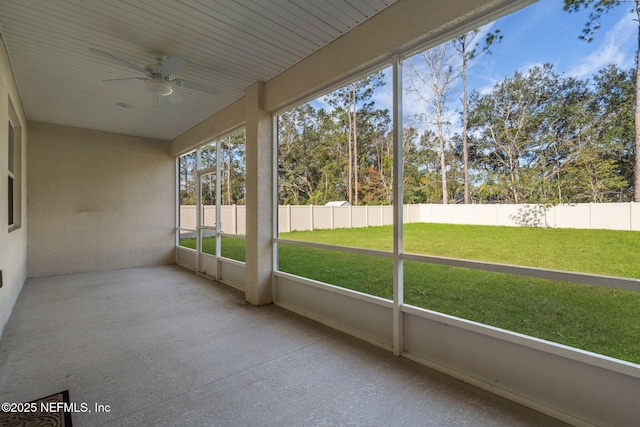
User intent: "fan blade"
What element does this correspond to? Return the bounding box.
[103,77,147,82]
[161,54,188,75]
[90,48,146,74]
[168,91,183,104]
[173,79,220,95]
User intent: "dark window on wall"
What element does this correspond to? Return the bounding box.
[7,102,21,232]
[8,121,15,227]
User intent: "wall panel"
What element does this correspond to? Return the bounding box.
[28,122,175,276]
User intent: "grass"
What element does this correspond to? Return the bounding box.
[282,223,640,279]
[180,224,640,364]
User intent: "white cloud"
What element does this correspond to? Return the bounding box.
[518,61,549,74]
[568,10,636,78]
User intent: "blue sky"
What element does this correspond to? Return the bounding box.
[474,0,636,86]
[399,0,638,130]
[310,0,637,130]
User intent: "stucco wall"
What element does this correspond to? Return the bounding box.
[0,39,28,336]
[27,122,175,277]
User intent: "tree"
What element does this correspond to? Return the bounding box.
[277,75,391,206]
[402,128,450,203]
[467,64,564,203]
[468,63,632,203]
[452,28,502,204]
[220,131,246,205]
[359,109,393,204]
[307,108,348,204]
[563,0,640,201]
[326,72,386,205]
[179,151,197,205]
[277,104,324,204]
[589,64,635,200]
[405,44,459,204]
[199,144,217,206]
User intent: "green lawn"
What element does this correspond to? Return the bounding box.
[282,223,640,279]
[180,224,640,364]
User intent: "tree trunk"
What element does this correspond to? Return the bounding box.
[462,53,470,204]
[438,111,448,204]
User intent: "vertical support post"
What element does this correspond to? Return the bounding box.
[216,138,222,269]
[195,148,202,273]
[175,157,180,252]
[245,81,273,305]
[272,116,280,302]
[392,56,404,356]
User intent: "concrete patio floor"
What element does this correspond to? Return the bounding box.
[0,265,569,426]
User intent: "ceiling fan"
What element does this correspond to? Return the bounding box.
[90,48,220,109]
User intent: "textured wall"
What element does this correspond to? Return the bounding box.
[0,37,28,336]
[27,122,175,276]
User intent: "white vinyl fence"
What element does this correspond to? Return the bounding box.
[179,202,640,233]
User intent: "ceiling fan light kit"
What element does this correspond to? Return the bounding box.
[144,79,173,96]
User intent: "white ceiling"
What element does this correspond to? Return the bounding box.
[0,0,397,140]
